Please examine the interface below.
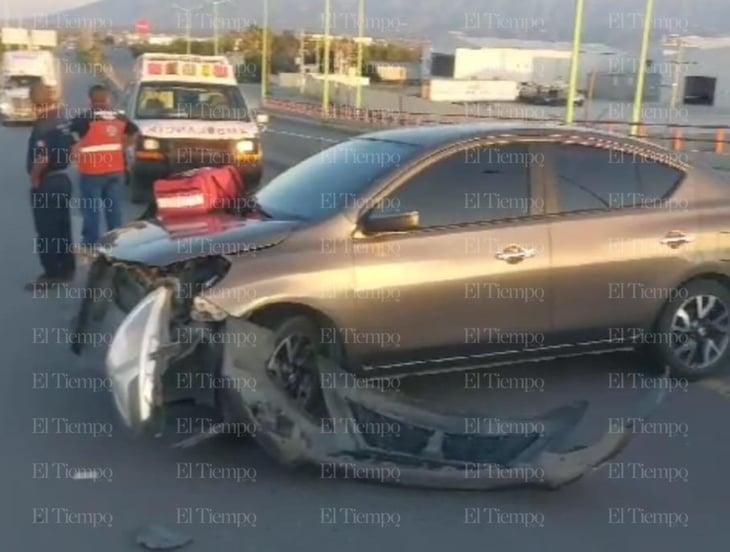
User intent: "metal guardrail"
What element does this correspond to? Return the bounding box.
[262,97,730,155]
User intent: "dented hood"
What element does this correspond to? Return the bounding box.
[98,213,298,266]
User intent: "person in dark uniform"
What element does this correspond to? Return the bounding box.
[70,84,138,246]
[26,82,76,291]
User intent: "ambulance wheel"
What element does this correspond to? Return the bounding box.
[130,176,150,204]
[246,170,263,189]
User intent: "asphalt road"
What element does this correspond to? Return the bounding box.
[1,48,729,552]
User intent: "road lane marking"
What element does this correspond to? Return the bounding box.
[268,129,339,143]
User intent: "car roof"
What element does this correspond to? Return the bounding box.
[357,122,668,153]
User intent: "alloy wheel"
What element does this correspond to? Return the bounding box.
[669,294,730,372]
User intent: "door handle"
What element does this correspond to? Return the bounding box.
[660,231,695,248]
[495,245,537,263]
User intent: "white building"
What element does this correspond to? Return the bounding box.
[431,34,627,89]
[662,36,730,109]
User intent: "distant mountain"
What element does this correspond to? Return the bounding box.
[57,0,730,48]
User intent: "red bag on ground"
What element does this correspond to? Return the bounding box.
[154,166,244,217]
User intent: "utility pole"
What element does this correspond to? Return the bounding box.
[670,37,685,109]
[206,0,229,55]
[299,30,306,94]
[565,0,585,124]
[630,0,655,136]
[173,4,201,54]
[322,0,331,117]
[355,0,364,109]
[261,0,268,98]
[315,37,321,70]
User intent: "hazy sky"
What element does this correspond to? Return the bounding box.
[2,0,91,18]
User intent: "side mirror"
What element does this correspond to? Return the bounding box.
[360,211,419,234]
[256,112,269,125]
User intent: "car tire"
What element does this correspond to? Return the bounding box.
[263,314,328,417]
[650,278,730,380]
[129,175,150,204]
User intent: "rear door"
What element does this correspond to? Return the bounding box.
[544,142,697,347]
[348,140,552,376]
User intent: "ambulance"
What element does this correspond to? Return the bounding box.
[123,53,268,203]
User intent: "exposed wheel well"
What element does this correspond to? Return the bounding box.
[248,302,348,364]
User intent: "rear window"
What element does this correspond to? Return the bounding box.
[551,144,685,213]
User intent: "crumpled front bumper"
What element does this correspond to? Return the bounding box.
[221,318,668,491]
[83,275,669,491]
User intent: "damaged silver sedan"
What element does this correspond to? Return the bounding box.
[70,125,691,490]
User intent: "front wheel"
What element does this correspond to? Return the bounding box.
[244,170,263,190]
[262,315,328,417]
[651,279,730,380]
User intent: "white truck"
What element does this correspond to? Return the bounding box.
[0,50,62,124]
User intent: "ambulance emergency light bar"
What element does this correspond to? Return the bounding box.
[140,54,233,81]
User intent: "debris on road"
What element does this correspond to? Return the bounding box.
[136,525,192,550]
[70,468,102,481]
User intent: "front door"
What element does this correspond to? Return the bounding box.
[348,141,552,377]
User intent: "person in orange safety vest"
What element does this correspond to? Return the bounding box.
[70,84,138,247]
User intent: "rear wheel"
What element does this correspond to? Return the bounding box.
[651,279,730,380]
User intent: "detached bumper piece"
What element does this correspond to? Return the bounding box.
[223,318,669,491]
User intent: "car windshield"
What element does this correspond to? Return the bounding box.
[253,138,422,222]
[5,76,41,89]
[134,82,250,121]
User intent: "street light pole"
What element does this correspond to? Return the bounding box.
[355,0,364,109]
[261,0,268,98]
[565,0,585,124]
[630,0,655,136]
[205,0,229,55]
[213,1,218,54]
[322,0,331,117]
[670,37,685,109]
[187,12,192,53]
[174,5,202,54]
[299,30,306,94]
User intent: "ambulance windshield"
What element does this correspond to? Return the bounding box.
[135,82,251,121]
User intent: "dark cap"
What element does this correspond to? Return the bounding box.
[30,82,59,106]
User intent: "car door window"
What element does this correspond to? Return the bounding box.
[373,144,533,227]
[636,159,685,205]
[552,144,684,213]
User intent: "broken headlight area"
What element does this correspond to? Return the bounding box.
[99,288,668,491]
[70,254,231,356]
[220,318,669,491]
